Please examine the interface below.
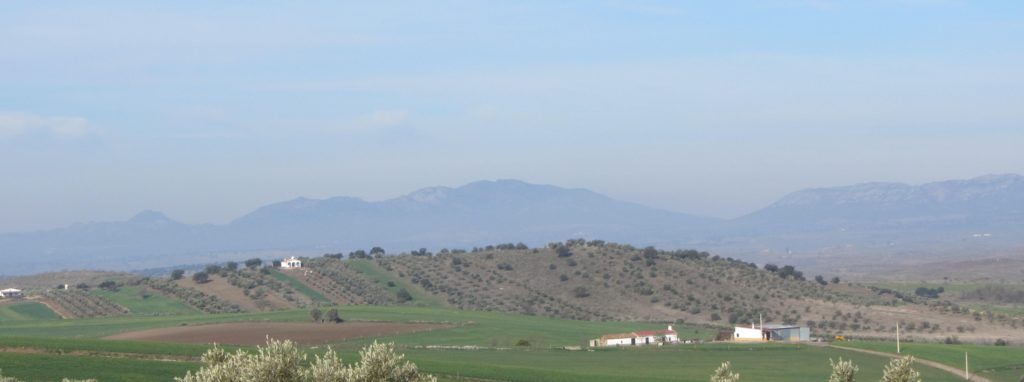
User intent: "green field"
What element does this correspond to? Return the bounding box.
[0,305,1018,381]
[0,352,197,382]
[90,286,199,315]
[839,340,1024,382]
[268,270,332,304]
[0,302,61,322]
[347,260,447,307]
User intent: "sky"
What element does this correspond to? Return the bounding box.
[1,1,1023,233]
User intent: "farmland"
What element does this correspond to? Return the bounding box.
[0,302,61,322]
[2,246,1023,381]
[0,304,1020,381]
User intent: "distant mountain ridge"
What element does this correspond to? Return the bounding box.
[2,175,1024,276]
[736,174,1024,230]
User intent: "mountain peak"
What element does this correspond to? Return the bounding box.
[129,210,172,223]
[401,186,452,203]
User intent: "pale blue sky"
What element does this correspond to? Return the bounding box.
[2,1,1023,232]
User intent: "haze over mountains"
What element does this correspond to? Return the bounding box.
[3,174,1023,276]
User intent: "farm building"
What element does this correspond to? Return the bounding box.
[733,323,809,342]
[589,325,678,347]
[280,256,303,269]
[0,288,24,298]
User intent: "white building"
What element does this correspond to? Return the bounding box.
[280,256,303,269]
[589,325,678,347]
[733,323,809,342]
[0,288,24,298]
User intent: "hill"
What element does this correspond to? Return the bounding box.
[11,241,1022,342]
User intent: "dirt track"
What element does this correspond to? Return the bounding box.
[104,322,449,346]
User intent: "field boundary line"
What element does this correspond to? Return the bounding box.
[831,344,992,382]
[0,346,198,362]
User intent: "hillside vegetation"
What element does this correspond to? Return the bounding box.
[9,240,1024,341]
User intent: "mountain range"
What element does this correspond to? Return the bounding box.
[2,174,1023,276]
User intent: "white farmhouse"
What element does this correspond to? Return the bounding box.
[589,325,678,347]
[0,288,24,298]
[280,256,303,269]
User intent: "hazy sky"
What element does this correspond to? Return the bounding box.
[2,1,1023,232]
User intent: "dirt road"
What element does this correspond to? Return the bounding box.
[831,344,990,382]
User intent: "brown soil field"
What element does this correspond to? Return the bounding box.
[104,322,450,346]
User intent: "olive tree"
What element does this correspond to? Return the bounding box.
[176,339,435,382]
[880,356,921,382]
[829,358,858,382]
[710,361,740,382]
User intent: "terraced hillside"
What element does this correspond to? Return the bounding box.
[356,241,1023,342]
[7,241,1023,342]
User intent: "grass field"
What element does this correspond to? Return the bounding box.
[0,302,61,322]
[268,270,332,304]
[0,305,1017,381]
[0,352,198,382]
[0,340,970,382]
[402,344,967,382]
[838,340,1024,382]
[347,260,447,308]
[90,286,199,316]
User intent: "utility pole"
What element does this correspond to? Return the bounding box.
[965,352,969,380]
[896,322,901,354]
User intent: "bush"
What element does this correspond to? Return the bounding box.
[98,280,119,291]
[996,338,1008,346]
[515,339,531,347]
[193,271,210,284]
[572,286,590,298]
[881,356,921,382]
[171,269,185,280]
[829,358,858,382]
[397,288,413,302]
[710,361,740,382]
[326,308,342,323]
[244,258,263,268]
[310,308,322,322]
[176,339,436,382]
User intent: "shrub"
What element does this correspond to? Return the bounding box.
[326,308,343,323]
[178,339,437,382]
[829,358,858,382]
[98,280,119,291]
[397,288,413,302]
[710,361,740,382]
[881,356,921,382]
[572,286,590,298]
[193,271,210,284]
[171,269,185,280]
[996,338,1008,346]
[310,308,322,322]
[515,339,531,347]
